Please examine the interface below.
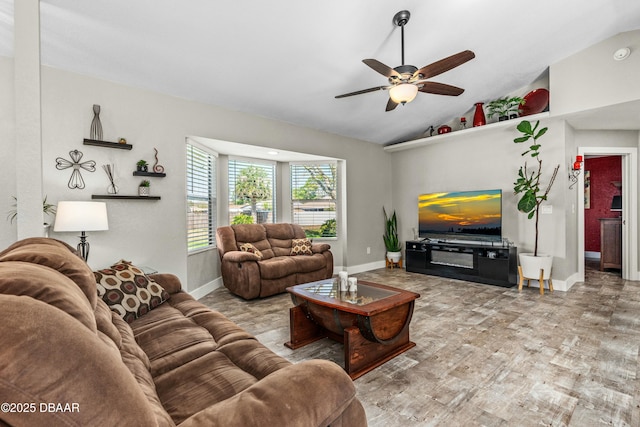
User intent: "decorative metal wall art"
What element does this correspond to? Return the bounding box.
[153,148,165,173]
[102,164,118,194]
[90,104,103,140]
[55,150,96,189]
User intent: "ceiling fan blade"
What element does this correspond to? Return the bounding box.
[363,59,401,78]
[418,81,465,96]
[335,86,388,98]
[385,98,399,112]
[414,50,475,80]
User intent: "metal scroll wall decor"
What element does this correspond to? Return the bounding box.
[102,164,118,194]
[152,148,165,173]
[55,150,96,189]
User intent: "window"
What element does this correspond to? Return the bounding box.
[291,162,337,237]
[228,158,275,225]
[186,143,216,251]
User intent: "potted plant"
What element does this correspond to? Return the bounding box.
[513,120,560,282]
[383,208,402,263]
[138,179,150,197]
[136,160,148,172]
[487,96,525,121]
[7,196,57,236]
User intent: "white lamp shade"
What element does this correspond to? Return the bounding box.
[53,201,109,232]
[389,83,418,104]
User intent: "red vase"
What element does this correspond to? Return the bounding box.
[473,102,486,127]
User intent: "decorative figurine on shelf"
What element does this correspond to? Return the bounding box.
[152,148,165,173]
[55,149,96,189]
[102,164,118,194]
[118,138,127,144]
[90,104,103,140]
[428,125,435,136]
[473,102,486,127]
[136,159,148,172]
[460,117,467,129]
[138,180,150,197]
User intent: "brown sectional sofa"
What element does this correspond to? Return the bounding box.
[0,238,366,426]
[216,223,333,299]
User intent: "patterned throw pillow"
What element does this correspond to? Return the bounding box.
[239,243,263,260]
[291,238,313,256]
[94,260,170,324]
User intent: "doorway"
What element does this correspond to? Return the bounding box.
[576,147,638,282]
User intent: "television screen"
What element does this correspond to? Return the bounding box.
[418,189,502,242]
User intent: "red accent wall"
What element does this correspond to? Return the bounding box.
[584,156,621,253]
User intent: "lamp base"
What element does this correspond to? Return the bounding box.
[77,231,90,261]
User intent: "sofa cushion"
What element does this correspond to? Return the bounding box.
[291,238,313,255]
[233,224,274,259]
[95,260,170,324]
[0,237,99,309]
[257,256,298,280]
[239,242,263,260]
[291,253,328,273]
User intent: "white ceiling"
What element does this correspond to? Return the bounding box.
[2,0,640,145]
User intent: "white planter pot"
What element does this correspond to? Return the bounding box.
[519,253,553,279]
[387,251,402,263]
[138,186,150,197]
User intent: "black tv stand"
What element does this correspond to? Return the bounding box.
[405,240,517,287]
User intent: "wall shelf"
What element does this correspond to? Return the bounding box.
[92,195,161,200]
[133,171,166,177]
[383,112,549,153]
[83,138,133,150]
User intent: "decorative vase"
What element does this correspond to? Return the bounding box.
[473,102,486,127]
[138,186,150,197]
[90,104,103,140]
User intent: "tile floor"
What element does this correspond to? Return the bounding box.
[199,264,638,426]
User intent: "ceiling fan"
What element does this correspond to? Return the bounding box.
[335,10,475,112]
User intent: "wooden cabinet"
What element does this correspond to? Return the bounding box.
[600,218,622,270]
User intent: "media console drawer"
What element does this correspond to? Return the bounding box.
[405,240,517,287]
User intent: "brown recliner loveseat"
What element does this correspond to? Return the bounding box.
[216,223,333,299]
[0,237,365,427]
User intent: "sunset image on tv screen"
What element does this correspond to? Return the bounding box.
[418,189,502,238]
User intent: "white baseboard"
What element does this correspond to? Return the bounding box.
[585,251,600,260]
[334,260,387,275]
[189,277,223,299]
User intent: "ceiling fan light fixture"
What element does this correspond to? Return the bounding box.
[389,83,418,104]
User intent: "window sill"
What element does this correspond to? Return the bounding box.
[188,246,217,256]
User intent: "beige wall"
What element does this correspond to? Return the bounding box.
[1,62,392,291]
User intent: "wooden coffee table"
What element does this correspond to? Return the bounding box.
[285,279,420,379]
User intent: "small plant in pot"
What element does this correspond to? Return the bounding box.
[487,96,525,121]
[138,179,150,197]
[383,208,402,263]
[136,159,148,172]
[513,120,560,287]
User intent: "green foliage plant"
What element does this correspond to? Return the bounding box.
[486,96,525,119]
[383,208,401,252]
[512,120,560,256]
[231,213,254,225]
[136,160,148,167]
[320,218,336,237]
[139,180,150,187]
[7,196,56,224]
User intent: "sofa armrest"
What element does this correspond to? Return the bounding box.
[179,360,362,427]
[312,243,331,253]
[148,273,183,294]
[223,250,260,263]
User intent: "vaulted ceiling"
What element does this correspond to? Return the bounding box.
[1,1,640,145]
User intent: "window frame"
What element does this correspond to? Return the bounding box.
[186,142,217,253]
[290,160,338,239]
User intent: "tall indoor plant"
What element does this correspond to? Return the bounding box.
[383,208,402,262]
[513,120,560,280]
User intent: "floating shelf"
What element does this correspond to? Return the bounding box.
[92,195,161,200]
[83,138,133,150]
[133,171,166,177]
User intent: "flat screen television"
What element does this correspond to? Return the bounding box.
[418,189,502,242]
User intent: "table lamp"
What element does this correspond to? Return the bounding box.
[53,201,109,261]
